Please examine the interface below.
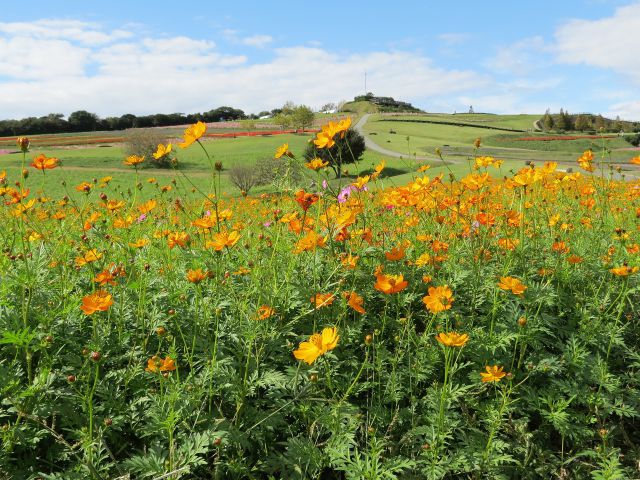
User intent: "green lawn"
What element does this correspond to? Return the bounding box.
[364,114,638,165]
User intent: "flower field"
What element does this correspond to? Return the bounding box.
[1,122,640,479]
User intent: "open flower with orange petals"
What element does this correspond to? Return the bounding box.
[145,355,177,373]
[294,190,320,211]
[153,143,172,159]
[123,155,145,167]
[206,230,241,251]
[179,121,207,148]
[186,268,209,284]
[305,158,328,170]
[630,156,640,165]
[256,305,275,320]
[275,143,294,159]
[480,365,507,383]
[167,231,190,249]
[374,273,408,294]
[293,327,339,365]
[75,249,103,267]
[80,290,114,315]
[385,244,406,261]
[343,291,365,314]
[497,276,527,296]
[423,285,454,314]
[311,293,335,309]
[435,331,469,348]
[610,265,639,276]
[294,229,327,253]
[31,154,59,170]
[94,269,116,286]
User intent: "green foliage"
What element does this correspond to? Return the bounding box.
[304,128,366,177]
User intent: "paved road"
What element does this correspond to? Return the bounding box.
[354,114,436,161]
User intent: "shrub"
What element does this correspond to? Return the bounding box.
[123,128,174,168]
[624,133,640,147]
[304,128,366,177]
[228,165,258,194]
[254,156,304,191]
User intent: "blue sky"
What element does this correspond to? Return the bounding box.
[1,0,639,119]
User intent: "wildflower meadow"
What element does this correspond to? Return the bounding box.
[1,118,640,479]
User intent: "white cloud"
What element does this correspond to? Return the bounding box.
[438,33,471,46]
[554,2,640,81]
[605,100,640,121]
[0,19,132,45]
[242,34,273,48]
[485,36,550,76]
[0,20,488,118]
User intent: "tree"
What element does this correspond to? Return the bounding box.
[68,110,99,132]
[304,128,366,178]
[574,115,591,132]
[543,110,554,131]
[292,105,315,131]
[554,109,567,131]
[594,115,605,131]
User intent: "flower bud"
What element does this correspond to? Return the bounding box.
[17,137,30,152]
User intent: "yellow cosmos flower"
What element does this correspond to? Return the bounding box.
[275,143,294,159]
[293,327,339,365]
[609,265,639,276]
[153,143,172,159]
[497,276,527,296]
[480,365,507,383]
[435,331,469,348]
[305,157,329,170]
[179,121,207,148]
[123,155,145,166]
[206,230,241,251]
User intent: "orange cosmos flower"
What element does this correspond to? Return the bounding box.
[305,157,329,170]
[293,327,339,365]
[341,254,359,269]
[93,269,116,286]
[610,265,639,276]
[275,143,294,159]
[435,331,469,348]
[630,156,640,165]
[343,291,365,314]
[256,305,275,320]
[138,199,157,214]
[123,155,145,166]
[371,160,385,179]
[423,285,454,314]
[76,182,92,193]
[207,230,241,251]
[374,273,408,294]
[497,276,527,296]
[294,230,327,253]
[75,248,103,267]
[167,231,190,249]
[128,238,149,248]
[31,154,59,170]
[145,355,177,373]
[480,365,507,383]
[179,121,207,148]
[186,268,209,284]
[311,293,335,309]
[80,290,114,315]
[567,255,583,264]
[294,189,320,211]
[385,245,406,261]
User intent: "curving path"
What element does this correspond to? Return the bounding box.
[354,114,436,161]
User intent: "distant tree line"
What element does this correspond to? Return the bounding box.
[540,109,640,134]
[0,106,249,137]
